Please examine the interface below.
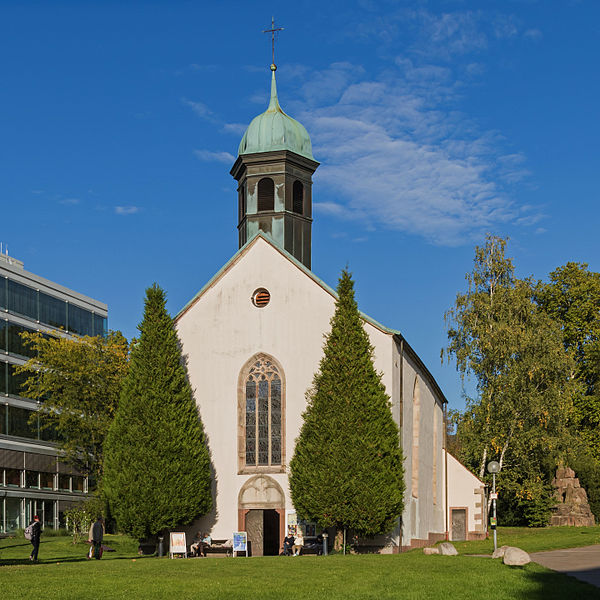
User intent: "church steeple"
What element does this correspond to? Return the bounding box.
[230,65,319,269]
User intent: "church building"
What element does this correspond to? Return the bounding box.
[175,64,484,553]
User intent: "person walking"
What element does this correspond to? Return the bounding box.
[90,516,105,560]
[29,515,42,562]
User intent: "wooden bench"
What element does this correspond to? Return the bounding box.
[191,539,232,557]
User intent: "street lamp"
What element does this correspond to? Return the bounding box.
[487,460,500,552]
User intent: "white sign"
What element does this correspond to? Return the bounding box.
[169,532,187,558]
[490,492,498,500]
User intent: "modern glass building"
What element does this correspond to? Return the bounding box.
[0,251,107,533]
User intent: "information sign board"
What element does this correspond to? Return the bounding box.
[169,532,187,559]
[233,531,248,557]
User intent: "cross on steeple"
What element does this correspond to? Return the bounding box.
[263,16,284,70]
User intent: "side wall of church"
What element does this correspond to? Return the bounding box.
[400,349,446,547]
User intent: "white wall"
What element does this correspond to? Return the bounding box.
[444,451,486,539]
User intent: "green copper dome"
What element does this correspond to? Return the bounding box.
[238,68,314,160]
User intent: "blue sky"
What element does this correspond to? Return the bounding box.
[2,0,599,411]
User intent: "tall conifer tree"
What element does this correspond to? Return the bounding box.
[289,270,404,541]
[103,284,211,539]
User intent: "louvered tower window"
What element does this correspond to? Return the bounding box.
[257,178,275,212]
[292,180,304,214]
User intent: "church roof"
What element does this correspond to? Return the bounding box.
[237,68,314,160]
[175,232,447,404]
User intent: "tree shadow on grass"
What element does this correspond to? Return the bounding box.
[1,554,150,567]
[518,565,600,599]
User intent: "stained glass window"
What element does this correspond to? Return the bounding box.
[243,355,284,468]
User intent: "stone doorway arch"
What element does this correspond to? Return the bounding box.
[238,475,285,556]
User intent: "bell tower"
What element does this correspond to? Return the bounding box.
[230,65,319,269]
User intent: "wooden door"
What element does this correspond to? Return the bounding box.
[246,509,264,556]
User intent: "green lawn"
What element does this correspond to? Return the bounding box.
[452,526,600,554]
[2,532,600,599]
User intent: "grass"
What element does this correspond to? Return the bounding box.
[2,532,600,599]
[452,525,600,555]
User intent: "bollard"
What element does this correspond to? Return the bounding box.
[322,532,328,556]
[158,536,164,557]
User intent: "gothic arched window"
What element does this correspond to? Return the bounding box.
[292,180,304,214]
[238,354,285,473]
[257,178,275,212]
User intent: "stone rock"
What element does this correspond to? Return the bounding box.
[550,466,595,527]
[438,542,458,556]
[423,547,440,555]
[503,546,531,566]
[492,545,509,559]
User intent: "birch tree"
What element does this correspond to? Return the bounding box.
[444,235,579,524]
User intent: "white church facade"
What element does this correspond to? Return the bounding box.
[175,65,485,554]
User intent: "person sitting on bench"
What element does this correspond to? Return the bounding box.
[292,529,304,556]
[283,532,295,556]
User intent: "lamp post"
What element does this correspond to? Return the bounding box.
[487,460,500,552]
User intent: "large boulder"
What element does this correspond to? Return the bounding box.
[423,547,440,555]
[438,542,458,556]
[492,545,509,559]
[503,546,531,566]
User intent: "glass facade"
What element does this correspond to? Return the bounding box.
[0,266,98,532]
[0,400,56,440]
[0,276,107,337]
[5,497,22,531]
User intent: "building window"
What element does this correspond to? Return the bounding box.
[58,474,71,492]
[257,178,275,212]
[68,303,94,337]
[39,292,67,330]
[26,470,40,489]
[40,472,55,490]
[8,404,37,438]
[239,354,285,473]
[5,468,21,487]
[8,280,38,320]
[292,180,304,214]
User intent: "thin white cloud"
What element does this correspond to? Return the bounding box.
[115,206,140,215]
[59,198,80,205]
[182,98,213,120]
[292,60,537,246]
[194,149,235,164]
[222,122,247,135]
[524,28,543,41]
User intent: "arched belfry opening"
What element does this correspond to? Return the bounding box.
[231,66,319,269]
[238,475,285,556]
[257,178,275,212]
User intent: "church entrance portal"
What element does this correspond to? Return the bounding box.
[245,509,280,556]
[238,475,285,557]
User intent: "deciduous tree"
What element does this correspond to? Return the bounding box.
[17,331,129,478]
[444,235,579,525]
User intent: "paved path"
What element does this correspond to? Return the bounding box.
[530,545,600,588]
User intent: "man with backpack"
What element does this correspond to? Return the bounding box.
[26,515,42,562]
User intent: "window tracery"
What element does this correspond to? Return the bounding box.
[239,354,285,473]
